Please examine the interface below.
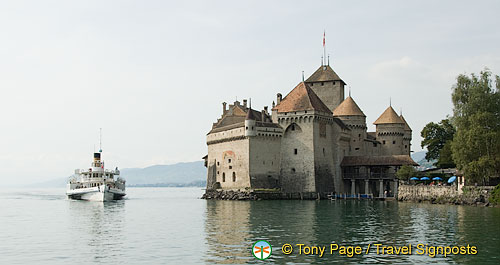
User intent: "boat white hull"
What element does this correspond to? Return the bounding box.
[67,186,126,202]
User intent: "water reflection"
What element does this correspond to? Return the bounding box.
[204,200,500,264]
[204,200,251,264]
[67,200,126,263]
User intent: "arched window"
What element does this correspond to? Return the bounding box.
[222,173,226,182]
[232,172,236,182]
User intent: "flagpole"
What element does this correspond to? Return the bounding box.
[323,30,326,67]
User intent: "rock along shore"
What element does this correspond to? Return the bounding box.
[201,190,258,200]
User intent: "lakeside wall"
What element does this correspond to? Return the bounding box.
[398,184,495,206]
[202,189,325,200]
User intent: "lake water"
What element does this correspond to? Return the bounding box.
[0,187,499,264]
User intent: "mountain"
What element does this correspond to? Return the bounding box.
[29,161,206,188]
[411,151,436,170]
[121,161,206,186]
[411,151,426,162]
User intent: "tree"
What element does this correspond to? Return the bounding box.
[451,69,500,184]
[420,119,456,167]
[437,140,455,168]
[396,165,417,181]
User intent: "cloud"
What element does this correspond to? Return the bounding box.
[368,56,432,83]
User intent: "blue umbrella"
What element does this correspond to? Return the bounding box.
[432,177,442,181]
[410,177,419,180]
[448,176,457,183]
[421,177,430,181]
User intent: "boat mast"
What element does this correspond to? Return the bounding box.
[99,128,102,153]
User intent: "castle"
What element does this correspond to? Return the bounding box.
[203,61,417,198]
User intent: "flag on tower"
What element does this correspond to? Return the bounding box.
[323,31,325,47]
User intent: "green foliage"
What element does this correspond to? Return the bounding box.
[490,184,500,205]
[420,119,456,166]
[437,141,455,168]
[451,69,500,184]
[396,165,417,180]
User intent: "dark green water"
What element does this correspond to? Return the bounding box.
[1,188,499,264]
[205,196,500,264]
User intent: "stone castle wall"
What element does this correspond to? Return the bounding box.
[207,127,250,189]
[313,117,336,193]
[376,123,405,155]
[398,184,495,206]
[279,116,316,192]
[249,136,281,189]
[337,115,367,156]
[307,80,344,111]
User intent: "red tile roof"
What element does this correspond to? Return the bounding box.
[400,114,412,131]
[333,96,365,116]
[272,82,332,114]
[373,106,404,125]
[305,65,344,82]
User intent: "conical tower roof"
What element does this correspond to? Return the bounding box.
[400,114,412,131]
[305,65,345,83]
[333,96,365,117]
[272,82,332,114]
[373,106,404,125]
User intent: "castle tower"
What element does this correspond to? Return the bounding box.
[272,82,336,194]
[333,96,367,156]
[244,108,257,137]
[305,65,346,111]
[400,114,412,155]
[373,106,405,155]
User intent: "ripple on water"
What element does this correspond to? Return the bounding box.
[0,188,499,264]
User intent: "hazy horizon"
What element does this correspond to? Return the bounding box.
[2,0,500,186]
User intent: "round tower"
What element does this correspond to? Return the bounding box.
[373,106,405,156]
[244,109,257,137]
[333,96,366,155]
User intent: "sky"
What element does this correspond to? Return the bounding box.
[1,0,499,186]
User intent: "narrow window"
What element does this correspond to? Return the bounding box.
[321,82,324,86]
[217,162,219,166]
[229,166,232,169]
[222,173,225,182]
[232,172,236,182]
[383,140,386,145]
[405,145,408,149]
[228,159,231,163]
[323,148,325,156]
[217,171,219,175]
[291,124,295,131]
[294,148,298,155]
[393,141,396,144]
[291,168,296,173]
